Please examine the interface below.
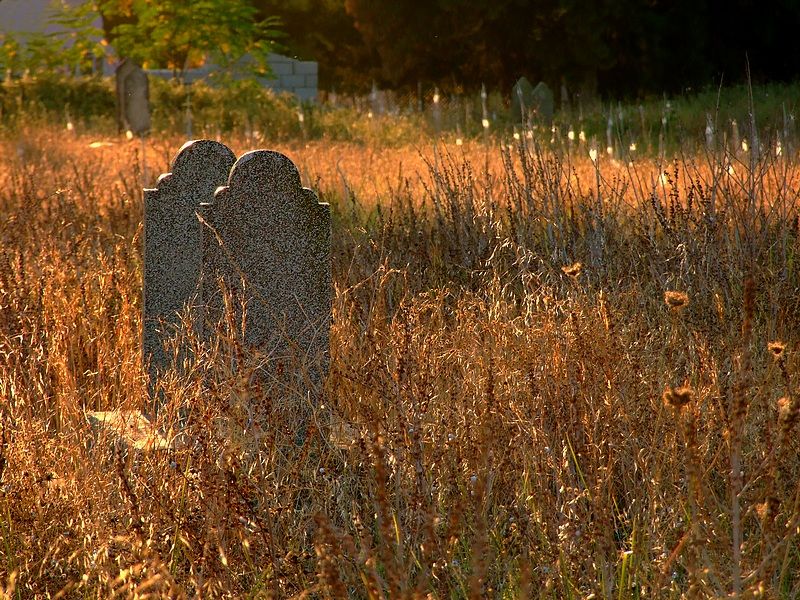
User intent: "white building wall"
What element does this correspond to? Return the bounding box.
[0,0,102,36]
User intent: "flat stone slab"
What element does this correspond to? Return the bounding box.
[86,410,172,452]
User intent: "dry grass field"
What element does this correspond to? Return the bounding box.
[1,124,800,598]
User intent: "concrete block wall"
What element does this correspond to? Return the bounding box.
[294,61,316,75]
[263,54,318,102]
[269,61,294,77]
[147,53,318,103]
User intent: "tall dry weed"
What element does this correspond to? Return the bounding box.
[0,125,798,597]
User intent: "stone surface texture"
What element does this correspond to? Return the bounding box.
[143,140,236,386]
[203,150,331,392]
[512,78,554,126]
[114,59,135,131]
[115,59,151,135]
[530,81,555,126]
[511,76,535,123]
[144,141,331,424]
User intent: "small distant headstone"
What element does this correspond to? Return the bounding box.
[530,81,554,126]
[115,59,135,131]
[143,140,236,388]
[512,78,554,126]
[511,77,535,123]
[115,59,151,136]
[705,113,714,149]
[370,81,380,115]
[203,151,331,403]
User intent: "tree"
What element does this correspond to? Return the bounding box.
[338,0,723,96]
[47,0,108,73]
[237,0,800,96]
[252,0,378,91]
[341,0,600,91]
[98,0,284,78]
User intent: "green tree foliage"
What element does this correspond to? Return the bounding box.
[0,33,23,74]
[338,0,656,94]
[8,0,798,98]
[341,0,616,91]
[99,0,284,78]
[47,0,108,71]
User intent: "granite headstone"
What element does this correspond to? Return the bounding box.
[143,140,236,388]
[202,150,331,401]
[143,141,331,426]
[512,78,554,126]
[115,59,135,132]
[530,81,554,126]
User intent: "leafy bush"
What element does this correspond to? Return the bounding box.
[0,73,116,130]
[148,77,302,138]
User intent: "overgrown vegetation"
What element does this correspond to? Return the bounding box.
[0,98,799,598]
[1,72,797,151]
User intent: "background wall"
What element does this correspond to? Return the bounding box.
[146,54,318,102]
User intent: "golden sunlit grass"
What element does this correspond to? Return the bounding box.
[1,123,800,598]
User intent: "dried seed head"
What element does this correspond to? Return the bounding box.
[664,290,689,310]
[663,386,695,408]
[777,396,790,418]
[768,341,786,361]
[562,262,582,278]
[756,496,781,525]
[778,396,798,435]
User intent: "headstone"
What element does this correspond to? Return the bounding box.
[115,59,135,132]
[115,59,151,136]
[511,77,555,127]
[705,113,714,149]
[530,81,554,126]
[511,77,535,123]
[143,142,330,428]
[143,140,236,388]
[202,150,331,406]
[370,81,380,115]
[512,78,554,126]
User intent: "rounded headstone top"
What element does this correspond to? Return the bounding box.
[162,139,236,195]
[226,150,302,197]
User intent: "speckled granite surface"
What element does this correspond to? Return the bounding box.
[204,150,331,391]
[144,141,331,411]
[143,140,236,385]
